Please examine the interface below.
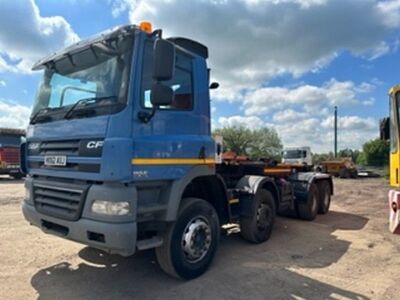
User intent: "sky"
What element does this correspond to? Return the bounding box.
[0,0,399,152]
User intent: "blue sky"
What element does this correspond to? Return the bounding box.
[0,0,399,152]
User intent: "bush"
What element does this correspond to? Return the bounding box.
[362,138,389,167]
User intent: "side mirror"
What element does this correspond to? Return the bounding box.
[380,117,390,140]
[153,39,175,81]
[151,82,174,107]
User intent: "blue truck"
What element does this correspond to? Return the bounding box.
[22,22,333,279]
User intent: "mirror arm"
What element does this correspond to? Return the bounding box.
[138,106,157,123]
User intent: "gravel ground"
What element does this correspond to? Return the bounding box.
[0,176,399,300]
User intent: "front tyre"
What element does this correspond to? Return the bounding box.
[155,198,220,280]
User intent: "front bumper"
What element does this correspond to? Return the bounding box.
[23,176,138,256]
[0,166,21,175]
[22,202,137,256]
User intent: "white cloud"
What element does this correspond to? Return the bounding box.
[243,79,371,115]
[218,115,265,130]
[216,113,378,152]
[321,115,376,131]
[213,78,379,151]
[377,0,400,28]
[272,109,310,122]
[362,99,375,106]
[115,0,400,100]
[0,80,5,87]
[0,100,31,128]
[0,0,79,73]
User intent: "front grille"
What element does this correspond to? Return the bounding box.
[33,180,88,221]
[28,139,103,173]
[39,140,80,156]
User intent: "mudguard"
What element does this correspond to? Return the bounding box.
[288,172,333,202]
[236,176,278,195]
[389,190,400,234]
[164,165,217,221]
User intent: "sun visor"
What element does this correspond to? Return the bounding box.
[32,24,137,71]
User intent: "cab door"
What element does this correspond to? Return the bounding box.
[389,89,400,187]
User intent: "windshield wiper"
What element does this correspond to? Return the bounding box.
[30,108,54,124]
[63,96,118,119]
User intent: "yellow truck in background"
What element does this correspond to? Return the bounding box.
[382,85,400,234]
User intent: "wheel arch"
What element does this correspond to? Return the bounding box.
[165,165,230,224]
[290,172,334,195]
[236,175,280,210]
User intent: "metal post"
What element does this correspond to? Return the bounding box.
[334,106,338,158]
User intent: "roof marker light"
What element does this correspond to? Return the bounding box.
[139,21,152,33]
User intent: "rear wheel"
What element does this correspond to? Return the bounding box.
[297,183,319,221]
[240,189,276,243]
[155,198,220,280]
[318,181,331,214]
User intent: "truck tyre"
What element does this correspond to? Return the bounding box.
[339,168,350,179]
[155,198,220,280]
[318,181,331,214]
[240,189,276,243]
[297,183,319,221]
[11,173,23,180]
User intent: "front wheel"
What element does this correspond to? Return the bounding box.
[155,198,220,280]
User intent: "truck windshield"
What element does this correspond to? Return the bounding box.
[0,135,22,147]
[283,150,303,159]
[31,37,133,123]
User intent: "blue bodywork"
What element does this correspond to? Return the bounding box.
[22,27,216,256]
[25,29,215,182]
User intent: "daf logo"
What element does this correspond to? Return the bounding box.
[86,141,104,149]
[28,142,40,150]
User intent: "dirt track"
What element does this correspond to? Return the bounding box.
[1,176,399,299]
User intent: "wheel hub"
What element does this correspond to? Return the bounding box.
[256,203,272,231]
[181,217,212,263]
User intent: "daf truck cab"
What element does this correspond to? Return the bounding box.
[22,23,333,279]
[282,147,312,166]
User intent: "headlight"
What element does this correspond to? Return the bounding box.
[91,200,130,216]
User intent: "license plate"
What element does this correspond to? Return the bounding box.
[6,165,19,169]
[44,155,67,166]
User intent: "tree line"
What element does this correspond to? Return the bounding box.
[213,126,282,160]
[213,126,389,167]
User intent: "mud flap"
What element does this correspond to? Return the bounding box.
[389,190,400,234]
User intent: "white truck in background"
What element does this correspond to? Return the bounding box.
[282,147,312,166]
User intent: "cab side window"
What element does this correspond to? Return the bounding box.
[142,41,193,110]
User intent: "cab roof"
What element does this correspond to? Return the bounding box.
[0,128,25,136]
[31,24,209,71]
[32,25,137,71]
